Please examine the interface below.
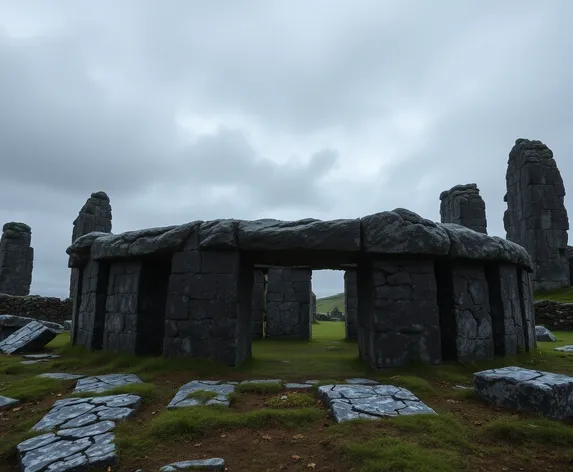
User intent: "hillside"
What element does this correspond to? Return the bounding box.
[316,292,344,313]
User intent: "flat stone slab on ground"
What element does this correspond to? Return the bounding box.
[0,321,59,355]
[284,383,314,390]
[23,354,61,359]
[19,394,142,472]
[473,366,573,420]
[346,378,379,385]
[168,380,236,409]
[74,374,143,394]
[38,373,86,381]
[554,345,573,353]
[160,458,225,471]
[239,379,282,386]
[535,326,557,342]
[0,395,19,410]
[318,384,436,422]
[0,314,63,342]
[21,360,49,365]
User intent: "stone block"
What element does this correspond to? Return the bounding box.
[0,320,59,354]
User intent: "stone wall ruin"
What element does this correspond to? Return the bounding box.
[0,222,34,296]
[344,269,358,339]
[504,139,569,291]
[67,209,536,371]
[439,183,487,234]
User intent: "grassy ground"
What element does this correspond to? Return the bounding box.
[1,323,573,472]
[316,293,344,313]
[535,286,573,303]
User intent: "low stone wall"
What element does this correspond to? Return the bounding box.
[534,300,573,331]
[0,293,72,325]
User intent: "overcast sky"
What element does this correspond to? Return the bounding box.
[1,0,571,300]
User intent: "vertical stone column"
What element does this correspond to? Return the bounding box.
[504,139,569,291]
[70,192,112,298]
[0,222,34,296]
[567,246,573,286]
[439,184,487,234]
[266,268,312,339]
[252,269,265,339]
[344,269,358,339]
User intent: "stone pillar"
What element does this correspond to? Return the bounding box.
[265,268,312,339]
[252,269,265,339]
[0,222,33,296]
[439,183,487,234]
[70,191,112,298]
[568,246,573,286]
[504,139,569,291]
[344,269,358,339]
[311,291,317,322]
[356,259,441,369]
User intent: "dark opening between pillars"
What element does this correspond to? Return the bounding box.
[434,260,457,361]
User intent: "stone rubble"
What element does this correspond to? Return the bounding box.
[73,374,143,394]
[0,320,60,354]
[473,366,573,419]
[318,384,436,422]
[0,395,19,410]
[284,383,314,390]
[160,458,225,472]
[18,394,141,472]
[168,380,236,409]
[535,326,557,342]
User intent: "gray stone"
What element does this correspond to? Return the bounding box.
[0,321,59,354]
[38,373,85,381]
[284,383,314,390]
[535,326,557,342]
[57,421,116,439]
[63,320,72,331]
[345,378,379,385]
[0,395,19,410]
[160,458,225,471]
[168,380,236,409]
[21,360,49,365]
[73,374,143,394]
[554,345,573,353]
[0,221,34,296]
[439,183,488,234]
[318,384,436,422]
[473,366,573,419]
[0,314,63,342]
[24,354,61,359]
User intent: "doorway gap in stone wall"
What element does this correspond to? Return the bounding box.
[312,269,346,341]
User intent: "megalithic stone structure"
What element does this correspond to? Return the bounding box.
[251,269,266,339]
[0,222,34,296]
[344,269,358,339]
[504,139,570,292]
[568,246,573,286]
[439,183,487,234]
[69,192,112,298]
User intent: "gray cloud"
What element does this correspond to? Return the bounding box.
[0,0,571,299]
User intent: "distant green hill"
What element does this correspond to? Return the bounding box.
[316,292,344,313]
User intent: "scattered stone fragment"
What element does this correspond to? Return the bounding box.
[284,383,314,390]
[0,314,63,342]
[240,379,282,386]
[345,378,379,385]
[24,354,61,360]
[554,345,573,353]
[318,384,436,422]
[0,395,19,410]
[473,366,573,419]
[0,321,59,354]
[168,380,236,409]
[38,373,85,381]
[305,380,319,385]
[73,373,143,394]
[453,385,473,391]
[21,360,49,365]
[63,320,72,331]
[535,326,557,342]
[160,458,225,471]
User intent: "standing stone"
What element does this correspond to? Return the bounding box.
[344,269,358,339]
[0,222,33,296]
[266,268,312,339]
[70,192,112,298]
[504,139,569,291]
[252,269,265,339]
[439,183,487,234]
[567,246,573,286]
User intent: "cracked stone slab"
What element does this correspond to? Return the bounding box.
[73,373,143,394]
[38,373,85,381]
[160,458,226,471]
[24,354,61,360]
[535,326,557,342]
[0,395,19,410]
[285,383,314,390]
[0,321,60,355]
[554,345,573,353]
[317,384,436,422]
[168,380,236,409]
[473,366,573,419]
[345,378,379,385]
[0,315,63,342]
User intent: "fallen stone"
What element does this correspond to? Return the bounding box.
[0,321,59,355]
[73,374,143,394]
[554,345,573,353]
[0,395,19,410]
[345,378,379,385]
[38,373,85,381]
[305,380,319,385]
[63,320,72,331]
[0,314,63,342]
[168,380,236,409]
[21,360,49,365]
[284,383,314,390]
[318,384,436,422]
[24,354,61,360]
[160,458,226,471]
[473,366,573,419]
[535,326,557,342]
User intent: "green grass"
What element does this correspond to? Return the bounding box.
[235,382,284,394]
[316,293,345,313]
[265,392,316,408]
[534,286,573,303]
[484,417,573,445]
[0,376,70,402]
[387,375,437,397]
[186,389,218,402]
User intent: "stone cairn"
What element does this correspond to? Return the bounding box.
[344,269,358,339]
[504,139,570,291]
[69,192,112,298]
[0,222,34,296]
[439,183,487,234]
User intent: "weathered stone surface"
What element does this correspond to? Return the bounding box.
[73,374,143,394]
[0,295,72,326]
[240,379,282,386]
[345,378,379,385]
[284,383,314,390]
[168,380,236,409]
[318,384,436,422]
[535,326,557,342]
[473,366,573,419]
[344,269,357,340]
[534,300,573,331]
[0,222,34,296]
[554,345,573,353]
[38,373,86,381]
[63,320,72,331]
[251,269,265,339]
[160,458,226,472]
[440,183,488,234]
[0,320,59,354]
[24,354,61,359]
[238,218,361,251]
[0,314,63,342]
[504,138,570,291]
[0,395,19,410]
[361,208,450,255]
